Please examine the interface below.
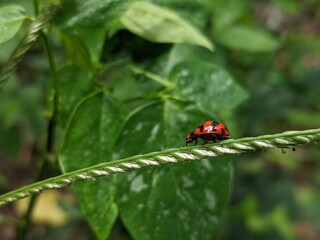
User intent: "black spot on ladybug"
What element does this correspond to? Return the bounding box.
[212,122,218,127]
[198,124,204,132]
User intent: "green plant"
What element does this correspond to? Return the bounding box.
[1,0,320,239]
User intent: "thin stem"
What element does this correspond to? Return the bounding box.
[1,128,319,207]
[0,5,58,88]
[33,0,39,16]
[129,65,175,89]
[16,20,59,240]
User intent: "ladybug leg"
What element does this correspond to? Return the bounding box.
[202,137,211,150]
[201,136,208,145]
[208,134,218,143]
[212,135,218,143]
[194,138,198,145]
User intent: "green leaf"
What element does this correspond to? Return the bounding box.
[57,64,95,127]
[114,102,166,155]
[164,44,222,75]
[169,61,249,112]
[74,29,106,65]
[115,100,231,240]
[54,0,131,33]
[59,92,127,240]
[120,1,213,51]
[216,25,280,52]
[59,32,94,71]
[209,0,249,30]
[0,5,27,45]
[150,0,210,28]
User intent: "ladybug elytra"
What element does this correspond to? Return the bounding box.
[186,120,230,146]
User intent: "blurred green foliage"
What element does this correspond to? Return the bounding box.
[0,0,320,239]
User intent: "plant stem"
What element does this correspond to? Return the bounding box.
[16,25,59,240]
[0,5,58,88]
[2,128,320,208]
[33,0,39,16]
[129,65,175,89]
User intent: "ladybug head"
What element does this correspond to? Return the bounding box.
[186,133,196,146]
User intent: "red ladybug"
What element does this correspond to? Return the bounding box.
[186,120,230,146]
